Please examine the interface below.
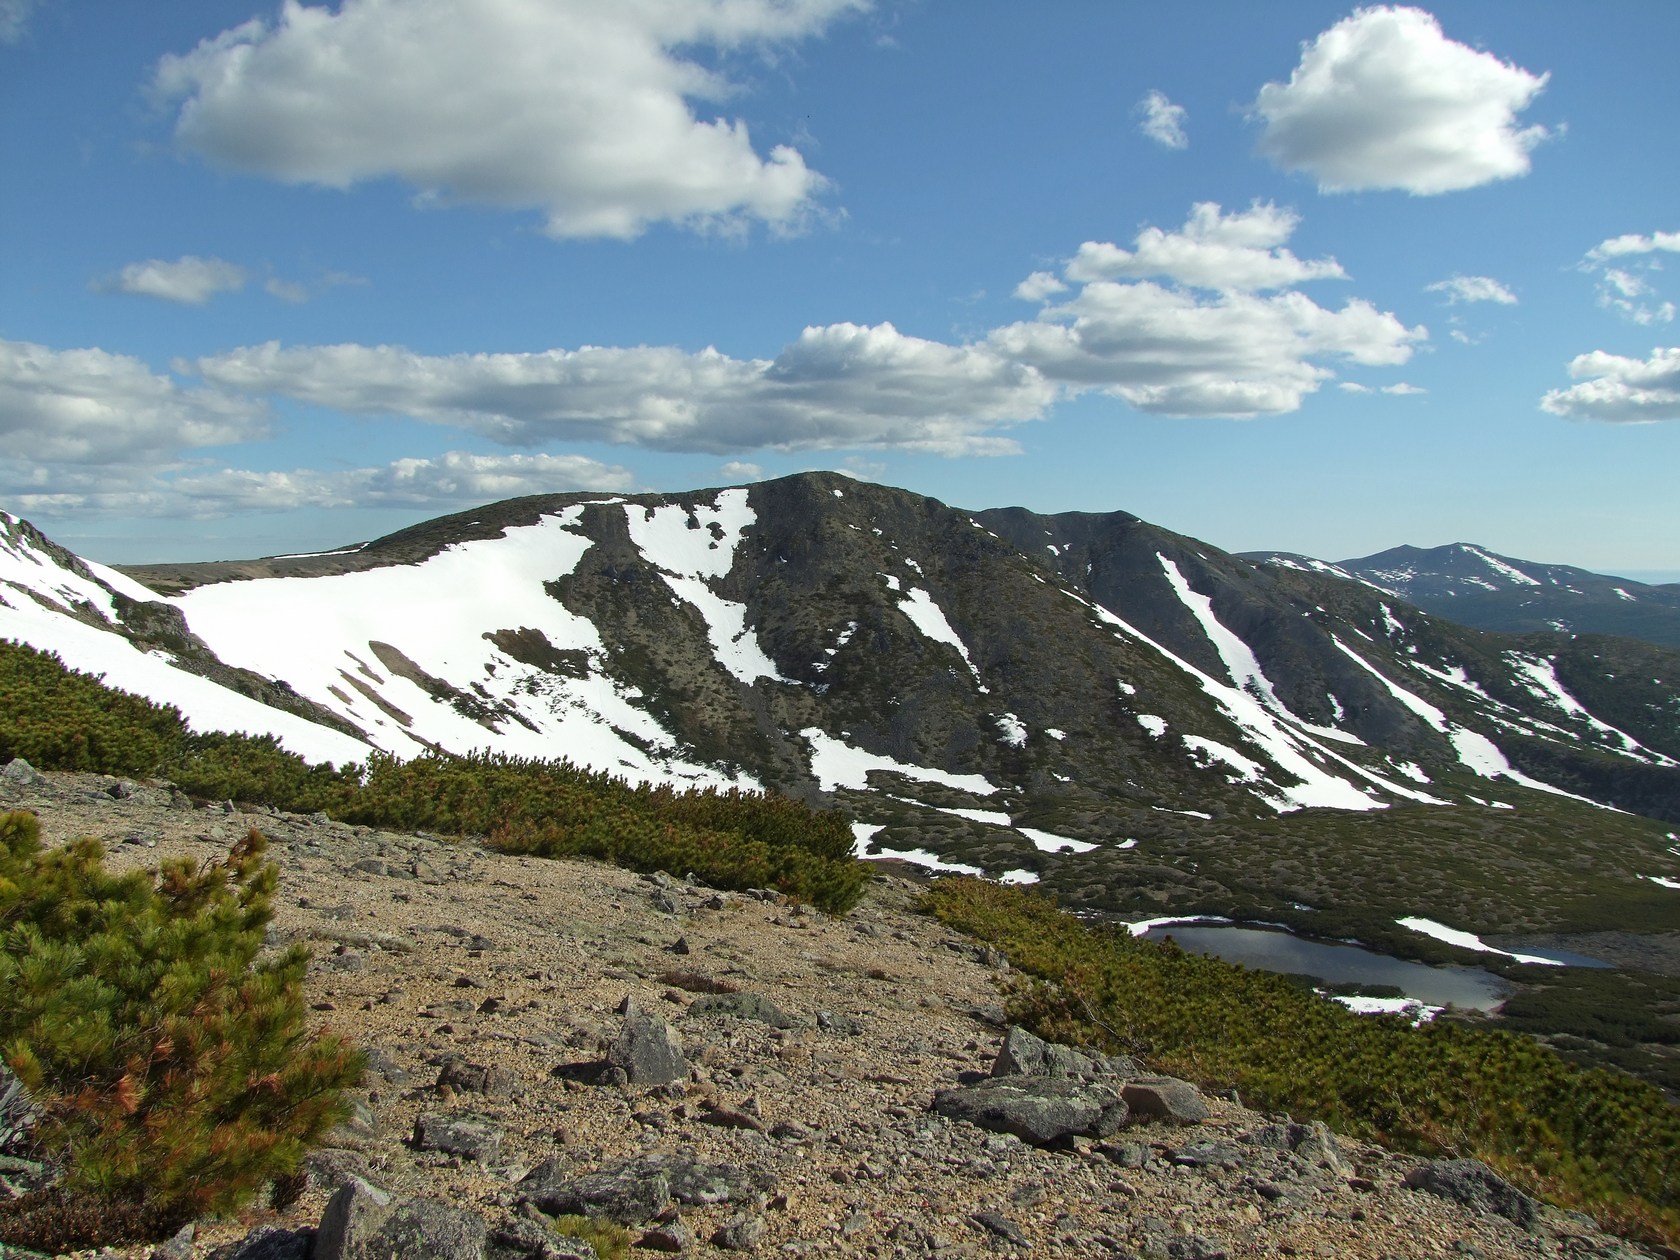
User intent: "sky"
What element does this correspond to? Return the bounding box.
[2,1,1678,580]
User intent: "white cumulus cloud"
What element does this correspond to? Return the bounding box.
[1252,6,1550,195]
[1541,348,1680,422]
[99,255,249,305]
[1012,271,1068,303]
[992,281,1422,418]
[1136,90,1188,149]
[1586,230,1680,262]
[1427,275,1517,305]
[152,0,861,240]
[1580,229,1680,325]
[189,323,1055,456]
[0,338,268,463]
[1062,202,1346,293]
[2,451,633,519]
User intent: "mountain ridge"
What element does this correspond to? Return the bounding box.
[1246,541,1680,650]
[4,475,1678,953]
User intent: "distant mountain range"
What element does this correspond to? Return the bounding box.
[4,474,1677,952]
[1245,542,1680,650]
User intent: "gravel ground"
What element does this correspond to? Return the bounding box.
[1,768,1664,1260]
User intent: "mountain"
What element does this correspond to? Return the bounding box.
[4,476,1678,958]
[1247,542,1680,650]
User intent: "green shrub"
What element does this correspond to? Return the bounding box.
[0,811,363,1251]
[925,876,1680,1248]
[549,1213,634,1259]
[0,642,185,776]
[0,641,867,911]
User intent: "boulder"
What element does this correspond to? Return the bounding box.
[0,758,45,789]
[1120,1075,1209,1125]
[606,999,689,1086]
[437,1058,518,1097]
[932,1076,1128,1144]
[353,1197,489,1259]
[1404,1159,1540,1228]
[412,1111,504,1162]
[315,1177,393,1260]
[686,991,804,1029]
[205,1227,315,1260]
[518,1157,672,1225]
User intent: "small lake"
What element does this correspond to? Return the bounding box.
[1141,923,1512,1011]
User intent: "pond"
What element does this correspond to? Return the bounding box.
[1140,923,1513,1011]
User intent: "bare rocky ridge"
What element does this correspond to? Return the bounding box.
[1,769,1661,1260]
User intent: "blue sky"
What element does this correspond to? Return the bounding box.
[3,2,1678,579]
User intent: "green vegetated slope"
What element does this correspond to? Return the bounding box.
[6,635,1680,1246]
[927,877,1680,1249]
[0,639,864,913]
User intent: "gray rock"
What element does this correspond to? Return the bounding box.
[992,1025,1097,1078]
[438,1057,518,1097]
[815,1010,861,1036]
[970,1211,1030,1247]
[656,1154,775,1206]
[1,757,45,788]
[315,1176,394,1260]
[413,1111,504,1162]
[713,1212,767,1251]
[149,1222,195,1260]
[606,999,689,1086]
[1167,1139,1247,1169]
[205,1226,315,1260]
[932,1076,1128,1144]
[686,991,804,1029]
[1405,1159,1540,1228]
[301,1147,375,1192]
[0,1062,40,1155]
[1120,1076,1209,1125]
[486,1214,600,1260]
[637,1220,694,1253]
[519,1158,672,1225]
[354,1197,489,1259]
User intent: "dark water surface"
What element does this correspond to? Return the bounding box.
[1141,924,1513,1010]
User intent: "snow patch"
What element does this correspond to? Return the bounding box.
[1136,714,1168,738]
[801,728,996,796]
[1015,827,1099,855]
[897,586,979,681]
[1125,915,1232,938]
[1331,995,1442,1024]
[875,847,985,877]
[996,713,1027,747]
[1465,545,1541,586]
[1396,917,1565,965]
[849,822,885,858]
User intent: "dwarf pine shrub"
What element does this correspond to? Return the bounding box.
[0,639,867,910]
[0,811,363,1251]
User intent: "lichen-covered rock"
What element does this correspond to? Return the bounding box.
[686,991,804,1029]
[1120,1075,1209,1125]
[1405,1159,1540,1228]
[606,999,689,1086]
[412,1111,504,1162]
[932,1076,1128,1144]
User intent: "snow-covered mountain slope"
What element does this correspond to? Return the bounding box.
[1276,542,1680,650]
[7,479,1680,858]
[0,513,372,766]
